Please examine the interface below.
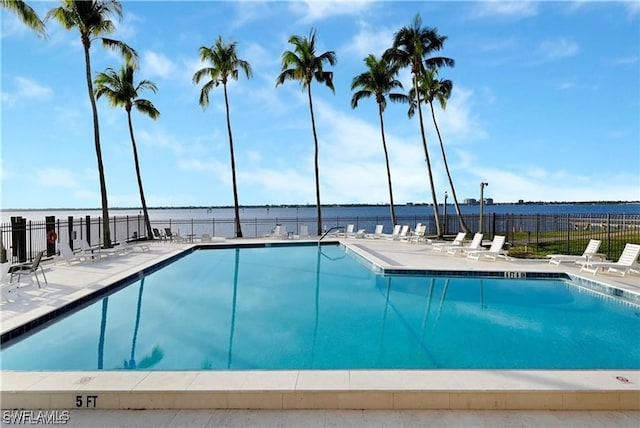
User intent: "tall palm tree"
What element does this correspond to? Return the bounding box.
[276,28,336,236]
[351,54,409,227]
[47,0,137,248]
[1,0,46,37]
[94,64,159,240]
[384,14,454,238]
[193,36,252,238]
[410,68,469,233]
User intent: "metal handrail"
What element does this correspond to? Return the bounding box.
[318,226,343,247]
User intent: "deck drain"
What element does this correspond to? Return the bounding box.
[615,376,631,383]
[74,376,94,385]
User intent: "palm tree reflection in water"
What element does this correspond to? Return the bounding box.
[227,248,240,369]
[124,278,164,369]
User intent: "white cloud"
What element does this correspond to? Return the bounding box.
[142,51,177,79]
[431,86,488,143]
[537,38,579,62]
[35,168,77,188]
[2,76,52,107]
[471,1,538,19]
[290,0,374,23]
[340,20,394,59]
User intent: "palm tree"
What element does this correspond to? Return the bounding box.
[94,64,159,240]
[410,68,469,233]
[384,14,454,238]
[351,54,409,227]
[276,28,336,236]
[193,36,252,238]
[1,0,46,37]
[47,0,138,248]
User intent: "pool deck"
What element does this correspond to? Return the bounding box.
[1,237,639,425]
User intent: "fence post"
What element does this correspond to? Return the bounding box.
[68,216,74,250]
[112,216,117,246]
[11,216,26,263]
[85,215,91,245]
[46,216,56,257]
[28,220,33,262]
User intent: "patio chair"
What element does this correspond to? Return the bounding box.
[348,227,366,239]
[339,224,355,238]
[577,243,640,276]
[152,228,166,241]
[466,235,507,261]
[407,224,427,244]
[117,240,150,252]
[1,262,19,301]
[548,239,603,265]
[57,242,96,265]
[382,225,402,240]
[78,239,124,258]
[8,250,47,288]
[366,225,384,239]
[447,233,484,255]
[431,232,467,251]
[294,225,310,239]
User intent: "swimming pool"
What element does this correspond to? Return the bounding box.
[1,244,638,370]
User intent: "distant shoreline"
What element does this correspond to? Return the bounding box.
[1,200,639,212]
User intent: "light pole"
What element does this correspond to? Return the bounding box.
[479,182,488,234]
[443,191,448,235]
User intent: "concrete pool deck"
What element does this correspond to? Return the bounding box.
[1,237,639,424]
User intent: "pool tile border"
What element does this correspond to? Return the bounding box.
[1,370,638,410]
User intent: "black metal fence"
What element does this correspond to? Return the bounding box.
[2,213,639,264]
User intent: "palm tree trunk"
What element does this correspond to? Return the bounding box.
[414,73,442,237]
[429,101,469,233]
[224,84,243,238]
[307,85,322,236]
[83,39,111,247]
[126,108,154,240]
[378,104,396,226]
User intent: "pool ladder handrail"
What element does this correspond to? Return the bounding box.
[318,226,343,246]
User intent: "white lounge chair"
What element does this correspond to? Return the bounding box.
[447,233,483,255]
[393,225,410,241]
[295,225,310,239]
[57,242,97,265]
[339,224,355,238]
[431,232,466,251]
[78,239,124,258]
[348,228,366,239]
[366,225,384,239]
[548,239,603,265]
[382,225,402,240]
[577,243,640,276]
[117,240,150,252]
[8,250,48,288]
[466,235,507,261]
[265,224,287,238]
[407,224,427,244]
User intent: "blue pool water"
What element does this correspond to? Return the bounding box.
[1,244,639,370]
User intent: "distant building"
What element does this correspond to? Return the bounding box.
[485,198,494,205]
[464,198,478,205]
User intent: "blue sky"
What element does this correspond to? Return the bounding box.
[1,0,639,209]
